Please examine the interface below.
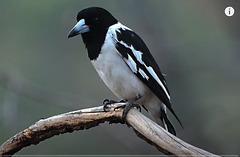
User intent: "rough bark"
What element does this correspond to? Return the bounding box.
[0,104,219,157]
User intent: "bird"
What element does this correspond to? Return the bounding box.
[68,7,182,135]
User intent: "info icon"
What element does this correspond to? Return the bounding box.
[225,6,235,17]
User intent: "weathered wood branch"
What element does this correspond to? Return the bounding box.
[0,104,219,157]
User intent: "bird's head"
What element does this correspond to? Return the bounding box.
[68,7,118,38]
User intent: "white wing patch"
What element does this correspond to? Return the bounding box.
[111,22,132,33]
[109,22,170,100]
[132,46,143,63]
[139,68,149,80]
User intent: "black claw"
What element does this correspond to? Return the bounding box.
[103,99,110,111]
[103,99,119,104]
[103,104,108,112]
[103,99,110,105]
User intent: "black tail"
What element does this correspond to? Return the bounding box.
[165,102,184,129]
[160,107,176,136]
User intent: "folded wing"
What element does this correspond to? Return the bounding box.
[113,27,182,126]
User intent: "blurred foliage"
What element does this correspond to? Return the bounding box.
[0,0,239,155]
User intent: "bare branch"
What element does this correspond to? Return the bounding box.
[0,104,219,157]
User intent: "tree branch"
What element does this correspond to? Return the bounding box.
[0,104,219,157]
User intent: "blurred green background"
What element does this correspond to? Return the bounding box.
[0,0,239,156]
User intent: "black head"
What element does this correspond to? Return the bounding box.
[68,7,118,60]
[68,7,118,38]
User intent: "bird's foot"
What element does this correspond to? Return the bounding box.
[121,94,142,122]
[121,102,141,122]
[103,94,142,122]
[103,99,125,111]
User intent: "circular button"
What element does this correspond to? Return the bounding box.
[225,6,235,17]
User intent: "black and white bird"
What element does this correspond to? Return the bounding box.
[68,7,182,135]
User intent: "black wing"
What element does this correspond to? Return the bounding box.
[114,28,182,126]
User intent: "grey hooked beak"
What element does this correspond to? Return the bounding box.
[68,19,90,38]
